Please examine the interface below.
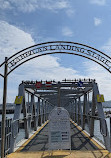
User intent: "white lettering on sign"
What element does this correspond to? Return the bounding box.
[49,107,71,150]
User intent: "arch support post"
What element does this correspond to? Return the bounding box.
[1,57,8,158]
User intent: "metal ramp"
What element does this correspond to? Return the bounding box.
[7,121,111,158]
[16,122,100,151]
[2,79,111,157]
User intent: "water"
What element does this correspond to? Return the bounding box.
[104,108,111,112]
[85,118,110,144]
[0,114,23,120]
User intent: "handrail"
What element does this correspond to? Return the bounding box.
[72,112,107,120]
[71,111,108,137]
[100,119,107,137]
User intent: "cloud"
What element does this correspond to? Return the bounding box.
[94,17,102,26]
[52,0,69,9]
[83,37,111,101]
[62,26,73,37]
[0,0,11,9]
[84,61,111,101]
[1,20,111,103]
[101,38,111,55]
[0,20,82,103]
[0,21,35,63]
[66,9,75,17]
[0,0,70,13]
[90,0,106,5]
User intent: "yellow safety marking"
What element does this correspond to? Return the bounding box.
[16,120,49,152]
[14,96,23,104]
[70,120,104,150]
[7,150,111,158]
[97,94,104,102]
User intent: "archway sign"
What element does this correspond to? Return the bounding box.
[0,41,111,77]
[0,41,111,158]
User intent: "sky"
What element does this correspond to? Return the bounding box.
[0,0,111,102]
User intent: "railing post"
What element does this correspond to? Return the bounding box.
[79,97,83,127]
[33,95,37,131]
[47,103,50,118]
[71,101,73,119]
[38,97,41,126]
[42,100,44,124]
[44,101,46,122]
[1,57,8,158]
[78,98,81,125]
[69,102,71,118]
[86,92,90,130]
[77,99,79,124]
[45,102,47,120]
[58,86,61,107]
[90,91,96,137]
[40,100,43,125]
[72,100,74,121]
[28,94,33,129]
[28,93,31,129]
[75,99,77,122]
[82,93,86,129]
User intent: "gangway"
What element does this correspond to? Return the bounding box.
[1,79,111,158]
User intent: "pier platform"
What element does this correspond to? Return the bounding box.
[7,121,111,158]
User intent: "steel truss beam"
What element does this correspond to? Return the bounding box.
[9,79,111,153]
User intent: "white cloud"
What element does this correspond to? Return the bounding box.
[52,0,69,9]
[66,9,75,17]
[90,0,106,5]
[0,0,11,9]
[62,26,73,37]
[0,0,70,13]
[0,21,35,63]
[84,61,111,101]
[94,17,102,26]
[0,20,82,103]
[83,36,111,101]
[101,38,111,55]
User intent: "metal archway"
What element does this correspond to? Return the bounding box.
[0,41,111,77]
[1,41,111,158]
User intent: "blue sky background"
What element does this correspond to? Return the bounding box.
[0,0,111,102]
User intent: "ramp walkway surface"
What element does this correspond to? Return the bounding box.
[7,121,111,158]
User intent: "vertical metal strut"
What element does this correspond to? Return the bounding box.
[1,57,8,158]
